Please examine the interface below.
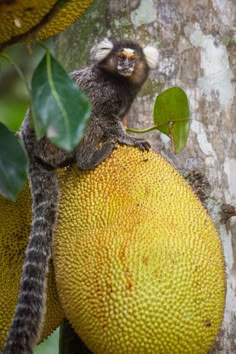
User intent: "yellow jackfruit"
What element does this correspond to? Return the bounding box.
[53,146,225,354]
[0,184,64,351]
[0,0,93,47]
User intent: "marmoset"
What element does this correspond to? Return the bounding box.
[2,38,158,354]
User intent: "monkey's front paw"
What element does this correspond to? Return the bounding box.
[132,138,151,151]
[117,136,151,151]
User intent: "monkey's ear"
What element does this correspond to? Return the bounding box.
[143,45,159,69]
[91,38,114,63]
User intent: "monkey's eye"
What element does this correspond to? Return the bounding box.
[118,53,126,60]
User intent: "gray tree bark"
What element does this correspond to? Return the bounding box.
[56,0,236,352]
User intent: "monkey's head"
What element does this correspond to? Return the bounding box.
[91,39,159,85]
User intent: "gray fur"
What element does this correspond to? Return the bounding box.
[2,39,157,354]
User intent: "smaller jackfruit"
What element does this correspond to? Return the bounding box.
[0,0,93,47]
[53,146,225,354]
[0,184,64,352]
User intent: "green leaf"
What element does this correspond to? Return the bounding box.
[153,87,190,153]
[31,50,91,151]
[0,98,27,132]
[0,123,28,200]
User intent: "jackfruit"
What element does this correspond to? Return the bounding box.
[0,0,93,47]
[53,146,225,354]
[0,184,64,351]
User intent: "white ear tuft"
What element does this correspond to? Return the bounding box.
[92,38,114,63]
[143,45,159,69]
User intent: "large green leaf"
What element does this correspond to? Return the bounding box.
[153,87,190,153]
[31,50,91,151]
[0,123,28,200]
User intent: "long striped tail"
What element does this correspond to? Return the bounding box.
[2,161,58,354]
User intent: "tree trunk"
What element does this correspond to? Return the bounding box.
[56,0,236,352]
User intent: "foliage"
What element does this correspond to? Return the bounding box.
[31,47,91,150]
[0,47,91,200]
[0,123,28,200]
[127,87,190,153]
[153,87,190,153]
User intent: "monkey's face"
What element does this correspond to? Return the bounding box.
[116,49,138,77]
[95,40,155,85]
[101,47,144,79]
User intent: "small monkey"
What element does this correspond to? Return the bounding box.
[2,38,158,354]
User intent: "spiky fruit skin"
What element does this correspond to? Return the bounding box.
[0,184,64,351]
[0,0,93,46]
[53,146,226,354]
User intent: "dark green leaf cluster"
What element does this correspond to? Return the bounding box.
[0,123,27,200]
[0,49,91,200]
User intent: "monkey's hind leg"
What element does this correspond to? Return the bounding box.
[76,141,116,170]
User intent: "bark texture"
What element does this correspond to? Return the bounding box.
[56,0,236,352]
